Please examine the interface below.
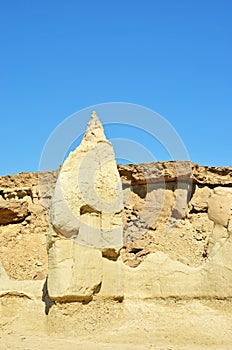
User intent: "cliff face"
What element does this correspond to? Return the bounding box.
[0,163,231,348]
[119,161,232,268]
[0,171,57,280]
[0,162,231,286]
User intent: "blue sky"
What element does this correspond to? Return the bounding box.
[0,0,231,175]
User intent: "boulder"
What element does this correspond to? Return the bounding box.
[190,185,211,212]
[0,200,29,224]
[208,187,232,227]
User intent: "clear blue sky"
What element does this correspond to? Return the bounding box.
[0,0,231,175]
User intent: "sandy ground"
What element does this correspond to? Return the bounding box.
[1,298,232,349]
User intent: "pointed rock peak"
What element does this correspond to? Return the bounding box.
[83,111,106,142]
[90,111,101,126]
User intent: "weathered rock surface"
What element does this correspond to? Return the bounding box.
[48,241,102,301]
[0,130,231,301]
[47,113,123,300]
[50,112,123,248]
[208,187,232,227]
[0,176,48,280]
[189,185,211,212]
[0,200,29,224]
[44,113,232,301]
[118,162,232,185]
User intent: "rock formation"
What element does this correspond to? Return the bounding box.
[0,115,231,302]
[47,112,124,301]
[1,113,232,349]
[50,112,123,247]
[0,200,29,224]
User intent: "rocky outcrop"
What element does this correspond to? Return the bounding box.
[45,113,232,302]
[0,165,231,284]
[47,112,124,301]
[208,187,232,227]
[0,115,231,302]
[50,112,123,247]
[118,162,232,185]
[0,174,48,281]
[0,200,29,224]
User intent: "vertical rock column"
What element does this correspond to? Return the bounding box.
[47,112,124,301]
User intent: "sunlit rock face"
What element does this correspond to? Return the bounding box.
[0,116,232,303]
[47,112,124,300]
[50,112,123,248]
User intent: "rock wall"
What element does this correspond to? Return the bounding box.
[0,160,231,300]
[0,110,232,302]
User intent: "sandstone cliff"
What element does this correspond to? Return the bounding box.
[1,148,232,349]
[0,161,231,297]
